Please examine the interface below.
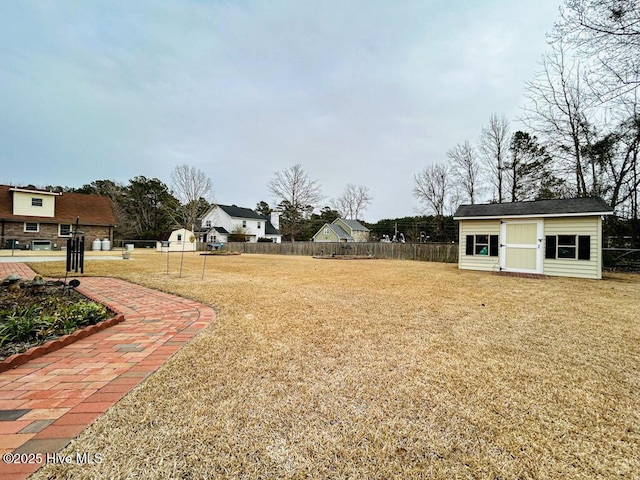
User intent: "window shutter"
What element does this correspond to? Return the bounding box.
[545,236,556,259]
[578,235,591,260]
[465,235,474,255]
[489,235,499,257]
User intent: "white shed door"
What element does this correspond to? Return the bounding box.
[500,220,543,274]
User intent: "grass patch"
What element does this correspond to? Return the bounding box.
[29,252,640,479]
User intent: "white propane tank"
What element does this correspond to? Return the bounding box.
[101,238,111,251]
[92,239,101,251]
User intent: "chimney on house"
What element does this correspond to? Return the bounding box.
[270,211,280,230]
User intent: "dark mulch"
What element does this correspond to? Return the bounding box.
[312,255,376,260]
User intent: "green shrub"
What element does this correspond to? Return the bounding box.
[0,298,109,347]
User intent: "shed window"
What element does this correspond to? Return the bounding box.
[177,234,182,241]
[24,222,39,232]
[475,235,489,255]
[466,234,499,257]
[545,235,591,260]
[242,220,247,228]
[31,198,43,207]
[558,235,576,258]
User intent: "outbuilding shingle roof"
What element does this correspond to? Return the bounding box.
[453,197,613,219]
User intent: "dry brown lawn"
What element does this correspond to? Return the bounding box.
[29,252,639,479]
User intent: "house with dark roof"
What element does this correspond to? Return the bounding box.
[453,197,613,279]
[312,218,370,243]
[199,204,282,243]
[0,185,117,251]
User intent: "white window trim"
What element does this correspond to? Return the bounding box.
[474,234,489,256]
[58,224,72,237]
[24,222,39,233]
[557,234,578,260]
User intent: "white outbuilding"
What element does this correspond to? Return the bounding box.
[453,197,613,279]
[156,228,197,252]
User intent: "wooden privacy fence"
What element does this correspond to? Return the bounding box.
[219,242,459,263]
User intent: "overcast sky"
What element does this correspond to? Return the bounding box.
[0,0,561,221]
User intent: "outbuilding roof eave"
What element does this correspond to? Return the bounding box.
[453,210,614,221]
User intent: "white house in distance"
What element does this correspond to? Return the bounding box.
[453,197,613,279]
[312,218,370,243]
[200,204,282,243]
[156,228,197,252]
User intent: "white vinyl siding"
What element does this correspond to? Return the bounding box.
[12,192,55,217]
[232,218,261,241]
[458,220,500,272]
[543,216,602,279]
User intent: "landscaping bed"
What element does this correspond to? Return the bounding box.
[313,254,376,260]
[0,276,113,361]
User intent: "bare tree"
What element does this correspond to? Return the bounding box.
[331,184,372,219]
[268,164,323,241]
[552,0,640,99]
[447,140,482,204]
[413,163,451,238]
[171,165,213,231]
[522,41,595,196]
[414,163,450,217]
[603,96,640,213]
[268,164,323,213]
[479,113,510,202]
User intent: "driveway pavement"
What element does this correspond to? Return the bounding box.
[0,255,124,263]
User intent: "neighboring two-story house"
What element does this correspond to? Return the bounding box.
[0,185,117,250]
[200,204,282,243]
[312,218,370,243]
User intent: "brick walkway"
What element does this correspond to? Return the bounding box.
[0,264,215,479]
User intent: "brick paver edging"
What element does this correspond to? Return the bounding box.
[0,263,216,480]
[0,314,125,374]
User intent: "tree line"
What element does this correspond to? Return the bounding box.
[32,163,373,243]
[413,0,640,247]
[38,165,214,241]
